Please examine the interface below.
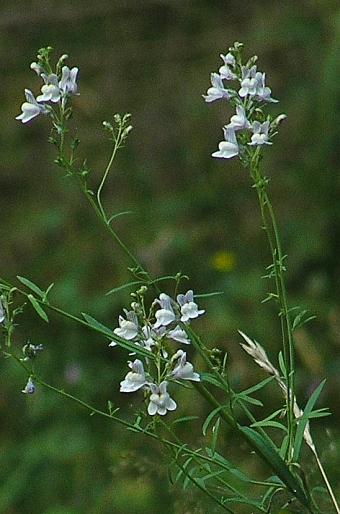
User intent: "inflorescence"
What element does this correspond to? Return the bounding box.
[203,41,285,163]
[16,48,79,124]
[110,288,204,416]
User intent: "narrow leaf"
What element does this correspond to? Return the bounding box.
[27,294,49,322]
[200,372,226,389]
[239,425,310,509]
[250,408,287,430]
[293,379,327,460]
[211,417,220,454]
[202,405,227,436]
[17,276,44,298]
[107,210,133,224]
[81,313,115,337]
[106,281,144,295]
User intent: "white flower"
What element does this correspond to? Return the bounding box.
[167,325,190,344]
[203,73,231,103]
[221,52,236,66]
[141,325,158,351]
[154,293,176,328]
[177,290,205,323]
[113,309,139,340]
[148,381,177,415]
[226,105,252,131]
[238,65,259,97]
[171,350,200,381]
[254,72,278,103]
[15,89,49,123]
[120,359,147,392]
[248,121,272,146]
[218,53,237,80]
[212,127,239,159]
[59,66,79,96]
[37,73,61,103]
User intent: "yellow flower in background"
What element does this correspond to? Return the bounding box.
[211,250,236,272]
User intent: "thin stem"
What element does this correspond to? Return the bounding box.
[96,127,123,221]
[54,114,156,287]
[250,153,295,461]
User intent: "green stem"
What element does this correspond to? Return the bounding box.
[55,114,156,287]
[250,152,295,461]
[96,127,123,222]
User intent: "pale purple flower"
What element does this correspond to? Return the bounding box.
[177,290,205,323]
[238,65,259,97]
[218,53,237,80]
[147,381,177,415]
[171,350,200,381]
[113,310,139,340]
[59,66,79,96]
[254,72,278,103]
[37,73,61,103]
[212,127,239,159]
[120,359,147,392]
[154,293,176,328]
[15,89,49,123]
[167,325,190,344]
[248,121,272,146]
[141,325,158,351]
[226,105,252,131]
[22,377,35,394]
[203,73,231,103]
[220,52,236,68]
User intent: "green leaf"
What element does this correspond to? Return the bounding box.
[202,405,228,436]
[292,309,316,330]
[205,448,254,483]
[233,376,276,407]
[81,313,115,337]
[252,420,288,431]
[239,426,310,509]
[235,394,263,407]
[251,408,287,431]
[238,376,274,396]
[278,351,286,377]
[293,379,328,460]
[170,416,198,427]
[17,276,45,298]
[211,417,220,454]
[27,294,49,322]
[106,281,144,295]
[199,372,226,389]
[107,210,133,225]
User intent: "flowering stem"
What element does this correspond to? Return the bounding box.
[53,116,156,287]
[96,124,123,222]
[250,153,295,462]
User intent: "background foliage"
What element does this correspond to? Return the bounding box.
[1,1,340,512]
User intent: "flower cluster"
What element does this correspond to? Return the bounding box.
[203,42,285,161]
[16,49,78,124]
[111,288,204,416]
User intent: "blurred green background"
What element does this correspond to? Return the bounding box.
[1,0,340,512]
